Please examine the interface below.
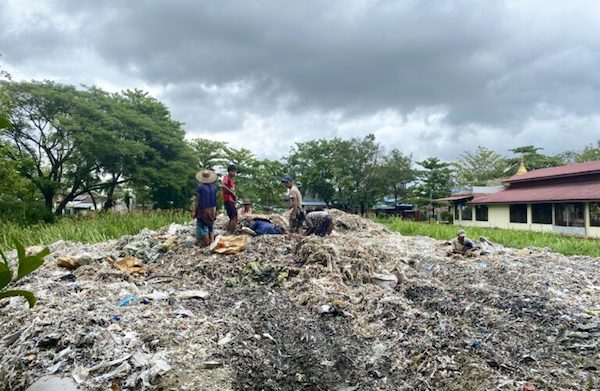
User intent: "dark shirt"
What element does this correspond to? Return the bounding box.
[195,183,217,225]
[196,183,217,209]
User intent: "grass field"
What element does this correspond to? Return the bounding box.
[0,210,190,252]
[377,217,600,257]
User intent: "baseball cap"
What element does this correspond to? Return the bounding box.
[281,175,293,183]
[457,230,466,238]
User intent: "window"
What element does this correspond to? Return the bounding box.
[461,205,473,220]
[509,204,528,223]
[591,202,600,227]
[532,203,552,224]
[555,203,584,227]
[475,205,488,221]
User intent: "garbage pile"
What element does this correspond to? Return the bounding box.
[1,211,599,390]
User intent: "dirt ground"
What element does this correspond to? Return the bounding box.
[1,211,599,390]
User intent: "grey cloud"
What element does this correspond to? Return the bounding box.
[2,0,600,161]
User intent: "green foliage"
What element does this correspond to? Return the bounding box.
[0,241,49,308]
[287,134,387,214]
[243,159,287,210]
[506,145,565,175]
[378,218,600,257]
[576,140,600,163]
[1,81,195,215]
[0,116,9,129]
[287,138,343,205]
[453,146,507,187]
[413,157,454,205]
[380,149,416,205]
[189,138,229,170]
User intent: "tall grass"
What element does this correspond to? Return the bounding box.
[0,210,190,252]
[377,217,600,257]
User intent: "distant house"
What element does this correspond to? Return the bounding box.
[64,194,106,215]
[373,197,416,219]
[440,160,600,238]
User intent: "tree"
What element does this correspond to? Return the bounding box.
[188,138,229,170]
[244,158,287,210]
[380,149,416,205]
[576,140,600,163]
[453,146,507,188]
[105,89,196,210]
[341,134,384,215]
[2,80,98,214]
[287,134,386,214]
[286,139,342,206]
[413,157,454,205]
[506,146,565,175]
[1,81,196,214]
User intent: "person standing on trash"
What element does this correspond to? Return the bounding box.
[282,175,303,233]
[304,210,334,236]
[222,164,238,233]
[192,169,218,247]
[238,199,253,217]
[447,229,476,256]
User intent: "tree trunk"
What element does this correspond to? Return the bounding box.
[43,188,54,211]
[104,184,116,210]
[54,192,75,216]
[89,192,97,211]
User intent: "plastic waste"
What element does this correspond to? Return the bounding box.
[117,295,137,307]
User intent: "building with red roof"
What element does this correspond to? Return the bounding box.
[444,160,600,237]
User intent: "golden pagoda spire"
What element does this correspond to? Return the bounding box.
[516,154,528,175]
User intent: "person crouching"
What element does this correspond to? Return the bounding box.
[304,211,334,236]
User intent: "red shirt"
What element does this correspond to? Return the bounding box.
[222,175,236,202]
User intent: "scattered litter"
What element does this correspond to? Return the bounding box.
[372,272,398,289]
[1,212,598,390]
[117,295,137,307]
[176,290,210,300]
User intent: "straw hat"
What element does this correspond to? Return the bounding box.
[195,169,217,184]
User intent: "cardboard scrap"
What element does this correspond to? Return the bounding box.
[210,235,248,255]
[113,256,148,275]
[57,257,81,270]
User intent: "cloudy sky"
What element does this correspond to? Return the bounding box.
[1,0,600,162]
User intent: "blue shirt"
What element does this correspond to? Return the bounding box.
[196,183,217,208]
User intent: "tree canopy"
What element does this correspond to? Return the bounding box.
[3,77,600,225]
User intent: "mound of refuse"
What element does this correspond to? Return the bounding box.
[1,210,599,390]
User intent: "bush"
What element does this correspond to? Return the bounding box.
[440,211,453,223]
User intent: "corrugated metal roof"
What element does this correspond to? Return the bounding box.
[504,160,600,183]
[468,180,600,204]
[434,194,474,202]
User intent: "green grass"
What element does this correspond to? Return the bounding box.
[0,210,190,252]
[376,217,600,257]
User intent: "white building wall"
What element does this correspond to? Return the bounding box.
[454,201,600,238]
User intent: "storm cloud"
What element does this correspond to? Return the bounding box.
[1,0,600,161]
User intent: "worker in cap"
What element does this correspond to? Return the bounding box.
[238,199,253,217]
[281,175,304,233]
[448,229,475,256]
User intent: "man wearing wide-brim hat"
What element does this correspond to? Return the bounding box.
[192,169,218,247]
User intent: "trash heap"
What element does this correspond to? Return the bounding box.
[1,211,599,390]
